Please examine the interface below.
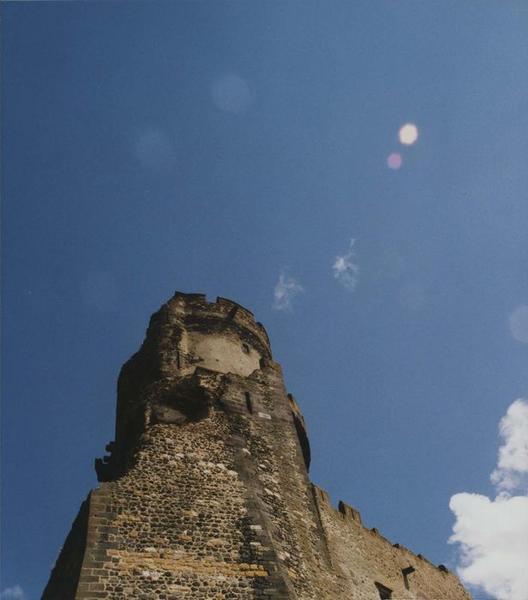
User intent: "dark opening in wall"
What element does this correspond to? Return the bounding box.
[242,343,250,354]
[402,566,416,590]
[245,392,253,413]
[375,582,392,600]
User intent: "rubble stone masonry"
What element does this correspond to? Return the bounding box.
[43,292,471,600]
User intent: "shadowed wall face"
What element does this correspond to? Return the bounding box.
[43,293,471,600]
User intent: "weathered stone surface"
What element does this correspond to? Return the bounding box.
[43,292,471,600]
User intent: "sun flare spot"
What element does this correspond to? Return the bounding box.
[399,123,419,145]
[387,153,403,170]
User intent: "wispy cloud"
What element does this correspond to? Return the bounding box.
[272,271,304,312]
[449,399,528,600]
[333,239,359,291]
[0,586,26,600]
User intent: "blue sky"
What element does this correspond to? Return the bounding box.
[2,3,528,599]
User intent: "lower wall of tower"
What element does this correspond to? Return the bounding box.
[222,370,338,599]
[43,367,471,600]
[64,413,295,600]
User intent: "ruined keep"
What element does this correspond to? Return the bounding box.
[43,292,471,600]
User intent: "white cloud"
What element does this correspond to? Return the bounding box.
[333,239,359,291]
[0,586,26,600]
[449,399,528,600]
[491,399,528,492]
[272,271,304,312]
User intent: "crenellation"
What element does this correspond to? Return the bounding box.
[44,292,471,600]
[337,500,362,524]
[312,484,469,599]
[312,484,332,506]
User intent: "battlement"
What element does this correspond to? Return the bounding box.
[163,291,272,358]
[313,485,468,597]
[115,292,274,438]
[314,484,425,561]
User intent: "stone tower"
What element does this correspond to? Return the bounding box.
[43,292,470,600]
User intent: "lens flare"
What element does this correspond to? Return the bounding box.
[387,153,403,170]
[211,73,252,114]
[399,123,418,145]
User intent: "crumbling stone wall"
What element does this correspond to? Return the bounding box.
[43,293,471,600]
[312,487,470,600]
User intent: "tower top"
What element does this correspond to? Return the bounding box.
[139,291,273,379]
[163,291,273,369]
[98,291,277,480]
